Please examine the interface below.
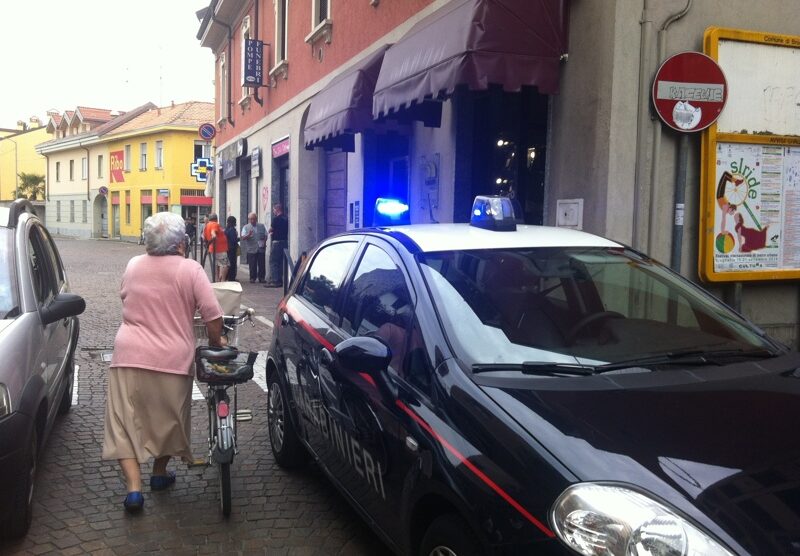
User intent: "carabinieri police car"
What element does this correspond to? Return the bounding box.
[266,196,799,556]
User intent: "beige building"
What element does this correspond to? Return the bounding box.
[37,104,155,237]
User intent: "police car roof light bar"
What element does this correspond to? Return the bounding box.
[470,195,517,232]
[374,197,410,226]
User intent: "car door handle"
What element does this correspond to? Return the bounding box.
[320,348,333,368]
[280,313,290,327]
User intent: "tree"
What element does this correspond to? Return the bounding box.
[14,172,45,200]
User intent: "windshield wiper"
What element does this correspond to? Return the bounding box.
[472,362,596,376]
[594,347,778,372]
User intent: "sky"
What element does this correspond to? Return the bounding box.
[0,0,214,129]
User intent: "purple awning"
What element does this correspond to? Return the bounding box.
[373,0,568,120]
[304,45,391,151]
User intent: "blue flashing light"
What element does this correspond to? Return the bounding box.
[373,197,410,226]
[470,195,517,232]
[376,198,410,217]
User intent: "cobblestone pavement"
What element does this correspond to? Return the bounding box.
[0,239,388,555]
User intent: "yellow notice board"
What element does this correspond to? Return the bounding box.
[700,28,800,282]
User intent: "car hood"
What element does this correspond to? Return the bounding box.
[476,352,800,555]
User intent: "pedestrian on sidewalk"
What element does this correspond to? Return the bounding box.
[203,213,229,282]
[102,212,226,513]
[225,215,239,281]
[266,203,288,288]
[241,212,267,283]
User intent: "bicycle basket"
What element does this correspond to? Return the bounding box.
[195,346,257,384]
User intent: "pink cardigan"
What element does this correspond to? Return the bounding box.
[111,254,223,375]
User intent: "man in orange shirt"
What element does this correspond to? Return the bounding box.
[203,213,229,282]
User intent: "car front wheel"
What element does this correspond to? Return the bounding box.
[267,373,307,468]
[1,427,37,539]
[419,514,481,556]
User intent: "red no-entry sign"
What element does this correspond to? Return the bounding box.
[652,51,728,132]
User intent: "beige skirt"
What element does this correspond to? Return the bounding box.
[102,367,194,464]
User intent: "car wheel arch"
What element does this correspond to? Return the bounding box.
[408,490,487,556]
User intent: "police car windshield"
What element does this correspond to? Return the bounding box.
[417,247,775,368]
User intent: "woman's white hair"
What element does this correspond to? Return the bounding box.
[143,212,186,256]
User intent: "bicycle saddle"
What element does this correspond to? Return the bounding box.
[196,345,239,361]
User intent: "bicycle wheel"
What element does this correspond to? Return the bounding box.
[219,462,231,516]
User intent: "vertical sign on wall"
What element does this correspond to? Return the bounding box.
[110,151,125,183]
[244,39,264,87]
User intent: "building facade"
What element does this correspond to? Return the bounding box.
[0,118,48,202]
[197,0,800,346]
[100,102,214,241]
[37,104,156,238]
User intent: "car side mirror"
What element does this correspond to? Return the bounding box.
[41,293,86,325]
[334,336,392,375]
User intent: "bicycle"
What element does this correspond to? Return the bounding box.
[194,308,256,516]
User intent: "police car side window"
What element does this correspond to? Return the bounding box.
[342,245,432,387]
[299,241,358,321]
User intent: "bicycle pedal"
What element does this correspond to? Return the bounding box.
[235,409,253,422]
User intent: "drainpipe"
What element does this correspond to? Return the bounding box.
[631,0,653,250]
[253,0,264,106]
[210,10,235,126]
[647,0,693,256]
[44,154,50,202]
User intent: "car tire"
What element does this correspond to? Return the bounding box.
[419,514,481,556]
[267,373,308,468]
[1,427,37,539]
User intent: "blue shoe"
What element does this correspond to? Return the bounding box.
[124,491,144,513]
[150,471,176,491]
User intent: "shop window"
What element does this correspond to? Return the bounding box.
[69,200,75,223]
[56,201,61,222]
[82,200,88,223]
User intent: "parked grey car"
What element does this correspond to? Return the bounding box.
[0,200,85,538]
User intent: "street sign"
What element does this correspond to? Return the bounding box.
[99,186,108,195]
[652,51,728,132]
[199,123,217,141]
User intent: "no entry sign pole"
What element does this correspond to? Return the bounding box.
[652,51,728,272]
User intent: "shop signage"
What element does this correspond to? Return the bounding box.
[244,39,264,87]
[652,51,728,132]
[251,147,261,178]
[272,137,290,158]
[219,139,246,180]
[110,150,125,183]
[198,123,216,140]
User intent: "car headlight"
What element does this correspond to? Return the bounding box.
[0,383,11,417]
[551,483,733,556]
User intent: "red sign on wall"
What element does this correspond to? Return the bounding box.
[652,51,728,132]
[110,150,125,183]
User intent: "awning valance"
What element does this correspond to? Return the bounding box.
[372,0,568,120]
[304,45,390,151]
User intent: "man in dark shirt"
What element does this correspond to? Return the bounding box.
[266,203,288,287]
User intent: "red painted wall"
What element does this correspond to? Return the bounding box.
[215,0,434,146]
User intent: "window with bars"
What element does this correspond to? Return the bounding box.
[82,200,88,223]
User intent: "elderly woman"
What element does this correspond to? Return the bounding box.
[102,212,225,512]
